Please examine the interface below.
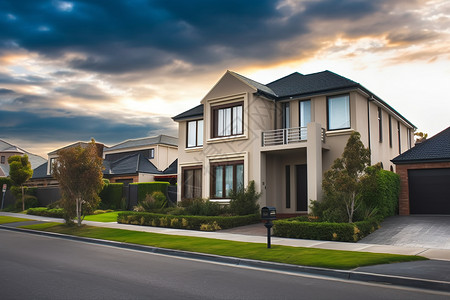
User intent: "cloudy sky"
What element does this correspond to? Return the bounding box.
[1,0,449,158]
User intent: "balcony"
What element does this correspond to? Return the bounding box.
[262,126,326,147]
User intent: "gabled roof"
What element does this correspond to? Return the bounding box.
[103,153,162,175]
[173,70,415,129]
[172,104,204,121]
[161,159,177,175]
[267,71,359,98]
[0,139,47,170]
[105,135,178,152]
[392,127,450,164]
[31,162,52,179]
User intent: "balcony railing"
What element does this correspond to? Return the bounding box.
[262,127,326,146]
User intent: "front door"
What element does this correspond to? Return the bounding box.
[296,164,308,211]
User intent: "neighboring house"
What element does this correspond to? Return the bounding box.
[0,139,46,178]
[29,141,105,187]
[173,70,416,216]
[103,135,178,184]
[392,126,450,215]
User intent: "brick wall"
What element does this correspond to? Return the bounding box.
[395,162,450,215]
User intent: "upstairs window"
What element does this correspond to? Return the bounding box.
[0,156,5,164]
[327,95,350,130]
[299,100,311,128]
[282,102,290,129]
[212,103,243,138]
[187,119,203,148]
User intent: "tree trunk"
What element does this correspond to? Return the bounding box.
[76,197,82,227]
[21,185,25,211]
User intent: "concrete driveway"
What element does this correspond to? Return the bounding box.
[358,215,450,250]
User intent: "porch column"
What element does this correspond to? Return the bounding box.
[306,122,323,211]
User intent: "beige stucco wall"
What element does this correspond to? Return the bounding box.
[176,72,415,214]
[150,145,178,171]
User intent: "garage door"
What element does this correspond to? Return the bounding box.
[408,168,450,214]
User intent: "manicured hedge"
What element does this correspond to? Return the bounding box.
[27,207,64,218]
[117,211,260,231]
[273,219,379,242]
[99,183,124,209]
[130,182,170,202]
[361,169,400,219]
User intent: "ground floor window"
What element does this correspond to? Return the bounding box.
[182,166,202,199]
[211,160,244,198]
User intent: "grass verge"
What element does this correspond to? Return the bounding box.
[0,216,33,224]
[19,222,426,270]
[84,211,121,222]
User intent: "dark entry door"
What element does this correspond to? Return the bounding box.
[408,168,450,214]
[296,164,308,211]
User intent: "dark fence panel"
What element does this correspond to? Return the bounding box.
[168,185,177,204]
[128,184,138,210]
[36,187,61,207]
[2,190,16,209]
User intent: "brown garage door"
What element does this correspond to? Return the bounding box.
[408,168,450,214]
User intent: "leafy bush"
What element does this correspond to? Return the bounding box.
[182,198,228,216]
[99,183,124,210]
[229,181,260,216]
[0,177,13,189]
[359,167,400,219]
[132,182,170,202]
[27,207,64,218]
[273,218,379,242]
[118,211,260,231]
[134,191,169,212]
[15,195,39,210]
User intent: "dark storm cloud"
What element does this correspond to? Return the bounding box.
[0,109,175,146]
[0,88,16,95]
[54,83,109,100]
[1,0,438,74]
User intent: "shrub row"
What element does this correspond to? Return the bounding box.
[27,207,64,218]
[273,218,379,242]
[117,211,260,231]
[131,182,170,202]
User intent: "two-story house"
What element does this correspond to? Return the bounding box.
[103,135,178,185]
[173,70,416,216]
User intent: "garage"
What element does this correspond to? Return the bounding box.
[408,168,450,214]
[392,126,450,215]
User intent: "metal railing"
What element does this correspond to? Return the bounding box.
[262,127,326,146]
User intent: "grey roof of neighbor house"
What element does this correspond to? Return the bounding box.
[392,127,450,164]
[172,70,415,128]
[160,159,177,175]
[103,153,162,175]
[31,162,52,179]
[0,139,47,176]
[105,135,178,152]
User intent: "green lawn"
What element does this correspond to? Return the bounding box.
[20,222,427,270]
[84,211,121,222]
[0,216,33,224]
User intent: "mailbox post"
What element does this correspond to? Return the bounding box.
[261,206,276,248]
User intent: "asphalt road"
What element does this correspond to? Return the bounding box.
[0,230,448,300]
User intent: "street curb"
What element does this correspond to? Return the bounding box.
[1,225,449,293]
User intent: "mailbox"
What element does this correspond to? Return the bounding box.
[261,206,276,220]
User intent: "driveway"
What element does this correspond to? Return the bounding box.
[358,215,450,250]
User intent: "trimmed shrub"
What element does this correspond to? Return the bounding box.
[99,183,124,210]
[117,211,260,231]
[0,177,13,189]
[273,218,379,242]
[183,198,228,216]
[131,182,170,202]
[134,191,168,211]
[360,168,400,219]
[229,180,260,216]
[27,207,64,218]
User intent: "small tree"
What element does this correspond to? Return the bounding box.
[322,132,370,223]
[53,140,104,226]
[8,154,33,211]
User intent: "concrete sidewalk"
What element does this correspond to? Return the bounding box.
[1,212,450,292]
